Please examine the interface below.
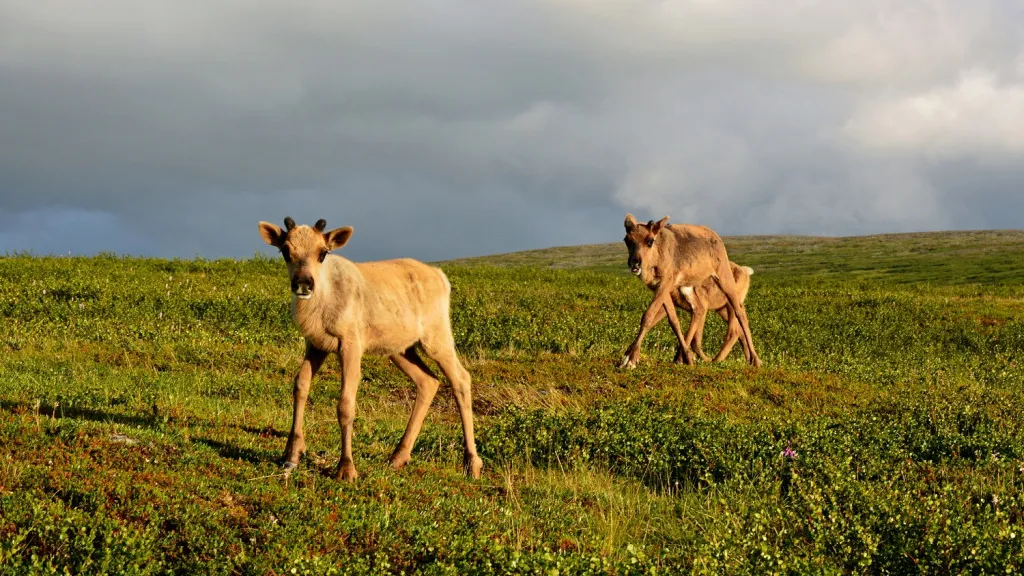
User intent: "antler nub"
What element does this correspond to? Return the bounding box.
[283,217,296,231]
[314,219,327,232]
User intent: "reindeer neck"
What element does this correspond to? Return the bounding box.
[292,291,323,330]
[290,257,351,352]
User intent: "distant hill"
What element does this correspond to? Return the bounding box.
[441,230,1024,285]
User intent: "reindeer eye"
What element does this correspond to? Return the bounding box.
[318,250,328,263]
[645,238,655,248]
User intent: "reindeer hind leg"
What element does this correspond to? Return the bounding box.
[712,263,762,367]
[713,307,744,362]
[387,346,441,471]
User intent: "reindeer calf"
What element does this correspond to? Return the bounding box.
[671,262,755,364]
[259,217,482,481]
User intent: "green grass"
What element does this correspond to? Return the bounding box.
[2,230,1024,574]
[449,229,1024,285]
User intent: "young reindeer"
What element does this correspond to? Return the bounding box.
[671,261,755,364]
[258,217,483,481]
[619,213,762,369]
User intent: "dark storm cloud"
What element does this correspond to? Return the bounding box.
[1,1,1021,261]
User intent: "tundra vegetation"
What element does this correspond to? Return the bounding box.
[2,230,1024,574]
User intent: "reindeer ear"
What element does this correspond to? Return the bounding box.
[624,213,638,231]
[258,222,285,247]
[324,226,353,251]
[651,216,670,235]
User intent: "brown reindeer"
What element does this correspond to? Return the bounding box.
[258,217,483,481]
[670,262,755,364]
[619,213,762,368]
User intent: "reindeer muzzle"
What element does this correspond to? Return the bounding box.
[292,277,315,300]
[629,259,642,276]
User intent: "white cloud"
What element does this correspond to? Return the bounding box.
[843,71,1024,158]
[613,131,754,226]
[505,102,561,133]
[801,0,990,88]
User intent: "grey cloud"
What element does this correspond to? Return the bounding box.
[0,0,1021,262]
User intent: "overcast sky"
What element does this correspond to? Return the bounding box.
[1,1,1022,262]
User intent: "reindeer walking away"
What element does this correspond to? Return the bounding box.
[619,213,762,368]
[258,217,483,481]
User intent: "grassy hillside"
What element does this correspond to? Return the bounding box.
[446,229,1024,285]
[2,230,1024,574]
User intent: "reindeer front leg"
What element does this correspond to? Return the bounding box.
[691,308,712,362]
[282,342,328,472]
[662,294,695,366]
[619,297,665,369]
[335,338,364,481]
[620,286,690,369]
[673,287,707,364]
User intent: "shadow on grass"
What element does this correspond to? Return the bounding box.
[239,424,289,439]
[0,399,290,470]
[194,437,276,466]
[0,399,155,428]
[1,399,347,478]
[195,437,343,479]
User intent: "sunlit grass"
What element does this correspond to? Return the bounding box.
[1,230,1023,573]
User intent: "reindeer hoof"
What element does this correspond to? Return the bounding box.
[389,453,411,471]
[618,355,638,370]
[464,455,483,479]
[335,462,359,482]
[673,351,696,366]
[280,461,298,475]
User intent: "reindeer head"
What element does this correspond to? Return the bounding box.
[623,213,669,278]
[258,217,353,299]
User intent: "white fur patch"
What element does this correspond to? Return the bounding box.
[742,266,754,276]
[679,286,696,305]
